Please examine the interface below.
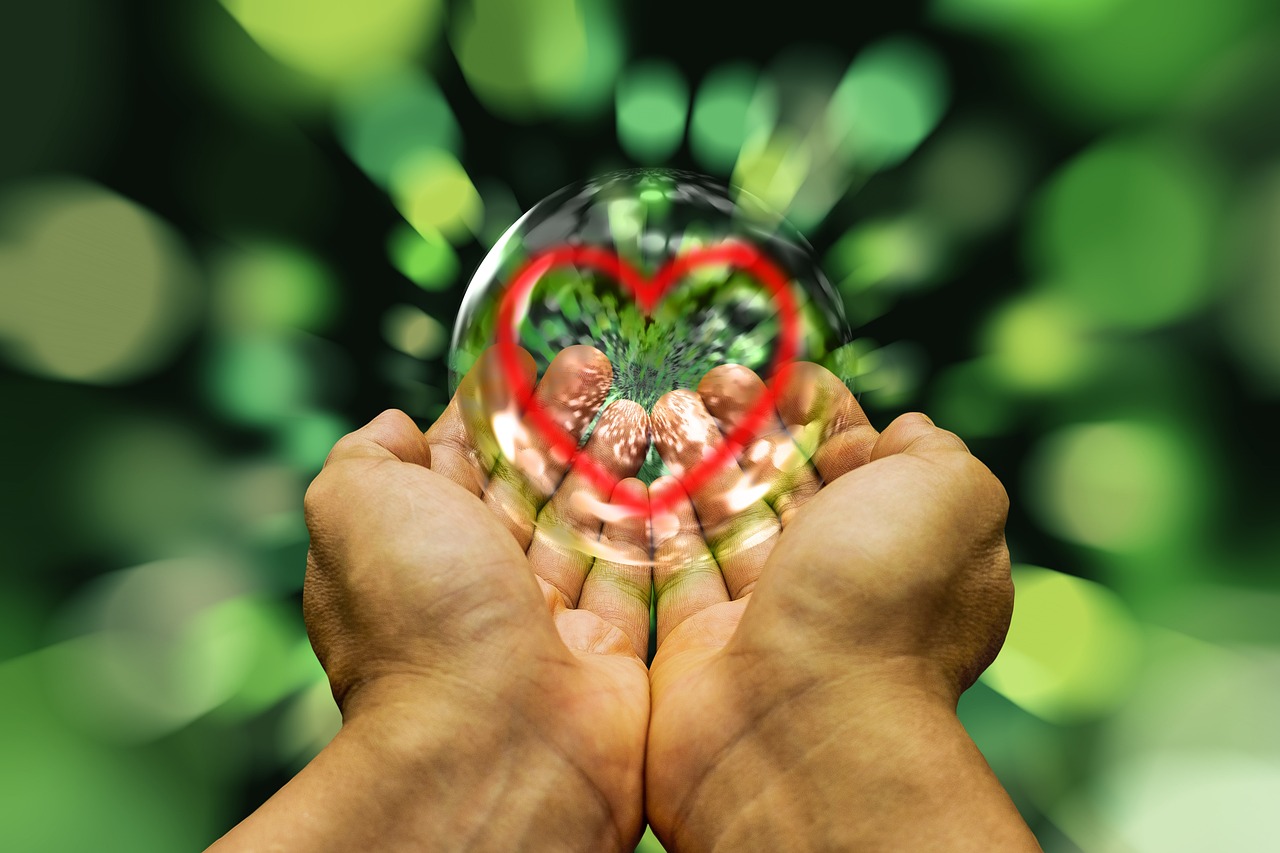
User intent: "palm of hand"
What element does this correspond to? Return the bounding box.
[642,372,1014,847]
[611,361,875,840]
[427,345,658,842]
[424,350,889,845]
[314,336,1010,853]
[306,345,654,848]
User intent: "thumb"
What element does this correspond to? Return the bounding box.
[871,413,971,463]
[322,409,432,469]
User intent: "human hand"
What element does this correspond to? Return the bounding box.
[213,345,652,852]
[644,363,1039,851]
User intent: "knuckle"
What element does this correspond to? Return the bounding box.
[605,524,651,556]
[321,432,361,467]
[972,460,1011,518]
[302,470,335,523]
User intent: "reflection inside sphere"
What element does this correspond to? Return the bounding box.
[447,169,852,561]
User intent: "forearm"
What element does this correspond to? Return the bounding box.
[669,683,1041,852]
[208,679,624,853]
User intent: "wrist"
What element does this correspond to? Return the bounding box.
[662,658,1034,853]
[213,671,627,853]
[340,673,628,852]
[661,670,949,848]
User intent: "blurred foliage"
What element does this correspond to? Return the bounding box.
[2,0,1279,850]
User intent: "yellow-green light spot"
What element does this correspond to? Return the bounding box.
[690,64,769,173]
[336,69,459,188]
[829,37,949,170]
[213,243,339,333]
[1026,420,1207,553]
[731,127,811,220]
[451,0,623,119]
[826,216,941,297]
[220,0,443,85]
[1224,167,1280,392]
[1030,134,1222,329]
[0,179,200,385]
[278,410,352,473]
[982,565,1142,724]
[1079,753,1280,851]
[204,334,316,426]
[388,224,459,291]
[953,0,1263,124]
[383,304,448,359]
[982,293,1095,391]
[393,150,484,243]
[278,676,343,766]
[616,60,690,165]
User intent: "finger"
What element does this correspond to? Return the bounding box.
[697,364,820,528]
[483,345,614,548]
[871,412,970,462]
[651,390,778,599]
[651,475,730,648]
[325,409,431,468]
[773,362,879,483]
[525,399,649,606]
[426,346,537,495]
[423,397,486,495]
[577,478,652,660]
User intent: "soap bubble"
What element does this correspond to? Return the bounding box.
[447,168,851,520]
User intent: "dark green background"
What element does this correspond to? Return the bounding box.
[3,1,1279,850]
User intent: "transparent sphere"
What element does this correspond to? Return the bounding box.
[448,167,850,490]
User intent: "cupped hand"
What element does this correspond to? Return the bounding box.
[644,363,1034,851]
[302,344,652,851]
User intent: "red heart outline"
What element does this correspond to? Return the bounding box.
[495,240,799,515]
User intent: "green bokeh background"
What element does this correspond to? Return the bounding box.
[3,1,1279,850]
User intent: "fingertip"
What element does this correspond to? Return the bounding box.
[462,345,536,413]
[651,389,718,465]
[325,408,431,468]
[474,343,537,380]
[546,344,613,386]
[609,476,650,516]
[604,479,651,559]
[774,361,831,416]
[696,364,766,431]
[602,397,649,429]
[370,407,417,428]
[872,412,969,462]
[584,399,650,478]
[774,361,868,430]
[535,346,614,438]
[652,387,698,417]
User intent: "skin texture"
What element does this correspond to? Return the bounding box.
[209,346,653,852]
[209,346,1040,852]
[645,363,1042,852]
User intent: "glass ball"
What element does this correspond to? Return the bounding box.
[448,168,851,484]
